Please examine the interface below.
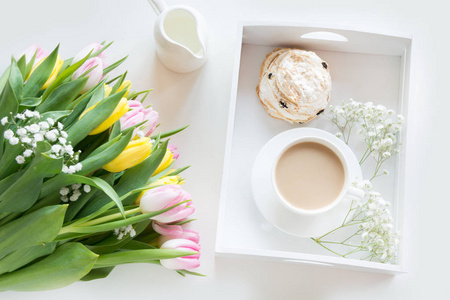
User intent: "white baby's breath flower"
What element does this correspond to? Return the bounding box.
[60,187,70,196]
[24,110,34,118]
[74,163,82,172]
[58,137,67,145]
[39,121,49,130]
[34,133,44,142]
[17,128,27,136]
[137,130,145,138]
[23,149,33,157]
[83,185,91,193]
[28,124,40,133]
[72,183,82,190]
[51,144,62,154]
[15,155,25,164]
[4,129,14,140]
[21,136,32,144]
[45,131,57,142]
[382,152,391,158]
[47,118,55,126]
[9,137,19,145]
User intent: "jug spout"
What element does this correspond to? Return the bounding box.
[153,5,208,73]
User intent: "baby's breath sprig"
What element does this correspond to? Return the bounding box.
[2,110,82,174]
[311,179,400,264]
[59,184,91,202]
[327,100,404,181]
[113,225,136,240]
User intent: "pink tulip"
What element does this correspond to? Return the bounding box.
[160,238,200,270]
[168,144,179,160]
[72,57,104,93]
[140,185,194,223]
[19,44,48,64]
[120,100,159,137]
[73,42,106,64]
[152,221,200,244]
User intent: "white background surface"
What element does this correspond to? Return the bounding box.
[0,0,447,299]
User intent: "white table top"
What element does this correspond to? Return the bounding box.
[0,0,447,299]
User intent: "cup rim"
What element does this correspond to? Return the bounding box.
[271,135,351,216]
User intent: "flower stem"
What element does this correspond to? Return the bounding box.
[81,207,141,227]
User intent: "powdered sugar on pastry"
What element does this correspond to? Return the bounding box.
[256,48,331,124]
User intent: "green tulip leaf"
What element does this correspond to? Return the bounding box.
[103,56,128,76]
[40,110,72,122]
[41,50,92,100]
[77,141,168,218]
[78,131,132,176]
[79,266,115,282]
[150,125,189,140]
[8,59,23,103]
[93,248,197,269]
[66,89,126,146]
[40,174,124,217]
[0,142,63,213]
[0,81,19,163]
[0,170,23,197]
[0,205,67,259]
[20,97,42,107]
[0,65,11,93]
[0,242,56,275]
[0,242,98,291]
[23,45,59,97]
[37,76,88,112]
[86,220,150,255]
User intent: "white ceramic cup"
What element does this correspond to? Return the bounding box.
[272,135,364,216]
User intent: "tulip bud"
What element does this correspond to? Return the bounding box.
[135,174,184,205]
[28,55,64,90]
[116,80,132,98]
[152,221,200,244]
[153,146,178,175]
[120,100,159,138]
[72,42,105,64]
[87,98,130,135]
[159,238,200,270]
[72,57,104,93]
[19,44,48,65]
[139,185,194,223]
[103,137,152,172]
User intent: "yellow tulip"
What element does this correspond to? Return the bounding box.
[104,80,131,99]
[153,149,175,175]
[103,137,152,173]
[28,55,64,90]
[117,80,131,98]
[104,84,112,97]
[135,174,185,205]
[79,98,129,135]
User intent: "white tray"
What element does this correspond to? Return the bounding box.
[215,21,411,274]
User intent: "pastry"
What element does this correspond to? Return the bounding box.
[256,48,331,124]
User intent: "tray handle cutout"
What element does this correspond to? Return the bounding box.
[301,31,348,42]
[283,259,334,267]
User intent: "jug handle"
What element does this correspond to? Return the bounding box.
[147,0,167,15]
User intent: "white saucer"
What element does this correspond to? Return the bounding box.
[251,128,363,237]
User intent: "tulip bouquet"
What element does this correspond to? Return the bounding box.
[0,42,201,292]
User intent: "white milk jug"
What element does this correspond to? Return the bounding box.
[148,0,208,73]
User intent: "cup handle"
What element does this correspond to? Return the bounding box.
[147,0,168,15]
[346,186,365,201]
